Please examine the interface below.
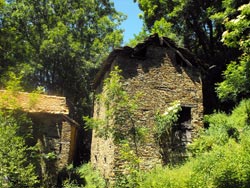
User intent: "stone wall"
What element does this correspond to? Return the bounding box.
[91,75,116,180]
[30,113,78,187]
[91,40,203,181]
[0,90,79,187]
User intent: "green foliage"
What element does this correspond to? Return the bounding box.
[216,57,250,101]
[0,63,34,92]
[221,3,250,49]
[62,163,106,188]
[86,66,145,144]
[3,72,23,92]
[77,163,106,188]
[42,152,57,161]
[189,100,250,188]
[0,1,125,168]
[83,116,106,137]
[126,25,149,47]
[136,165,191,188]
[135,0,213,57]
[0,112,39,187]
[216,3,250,101]
[134,136,250,188]
[63,180,81,188]
[154,100,181,139]
[122,99,250,188]
[114,140,143,188]
[85,67,147,186]
[0,0,3,8]
[189,135,250,188]
[127,2,180,47]
[150,18,178,42]
[0,0,125,124]
[189,100,250,155]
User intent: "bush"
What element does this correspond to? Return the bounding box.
[133,99,250,188]
[0,112,39,187]
[62,163,106,188]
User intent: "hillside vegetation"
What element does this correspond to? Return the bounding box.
[0,0,249,187]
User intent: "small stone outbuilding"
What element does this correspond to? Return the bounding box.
[91,34,203,180]
[0,90,79,187]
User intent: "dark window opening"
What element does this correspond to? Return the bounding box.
[176,106,191,129]
[161,106,192,165]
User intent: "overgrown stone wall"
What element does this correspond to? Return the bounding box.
[0,90,78,187]
[91,43,203,180]
[91,72,116,180]
[30,113,77,187]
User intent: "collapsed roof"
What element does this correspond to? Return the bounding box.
[0,90,69,114]
[93,34,202,88]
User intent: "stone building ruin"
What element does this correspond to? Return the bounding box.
[0,90,79,187]
[91,34,203,181]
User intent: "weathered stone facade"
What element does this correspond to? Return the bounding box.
[30,113,78,187]
[0,90,79,187]
[91,35,203,180]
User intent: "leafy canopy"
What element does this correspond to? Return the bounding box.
[0,0,125,120]
[216,3,250,101]
[134,0,248,63]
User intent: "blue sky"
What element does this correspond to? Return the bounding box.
[113,0,143,44]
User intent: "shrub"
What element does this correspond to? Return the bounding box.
[0,112,39,187]
[135,99,250,188]
[62,163,106,188]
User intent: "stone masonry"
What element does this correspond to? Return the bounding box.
[0,90,79,187]
[91,34,203,181]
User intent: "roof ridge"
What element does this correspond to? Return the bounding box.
[0,90,69,114]
[92,34,202,89]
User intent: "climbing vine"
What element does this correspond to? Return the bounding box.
[154,100,181,139]
[154,100,182,164]
[84,66,147,186]
[85,66,145,143]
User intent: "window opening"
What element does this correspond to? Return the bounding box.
[177,106,191,129]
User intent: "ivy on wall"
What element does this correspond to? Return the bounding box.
[154,100,181,139]
[84,66,147,187]
[154,100,183,164]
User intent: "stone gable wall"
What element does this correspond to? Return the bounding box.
[91,44,203,180]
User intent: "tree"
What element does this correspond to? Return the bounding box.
[0,78,39,187]
[135,0,248,61]
[216,3,250,101]
[0,111,39,187]
[127,24,149,47]
[0,0,124,117]
[133,0,249,113]
[0,0,125,162]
